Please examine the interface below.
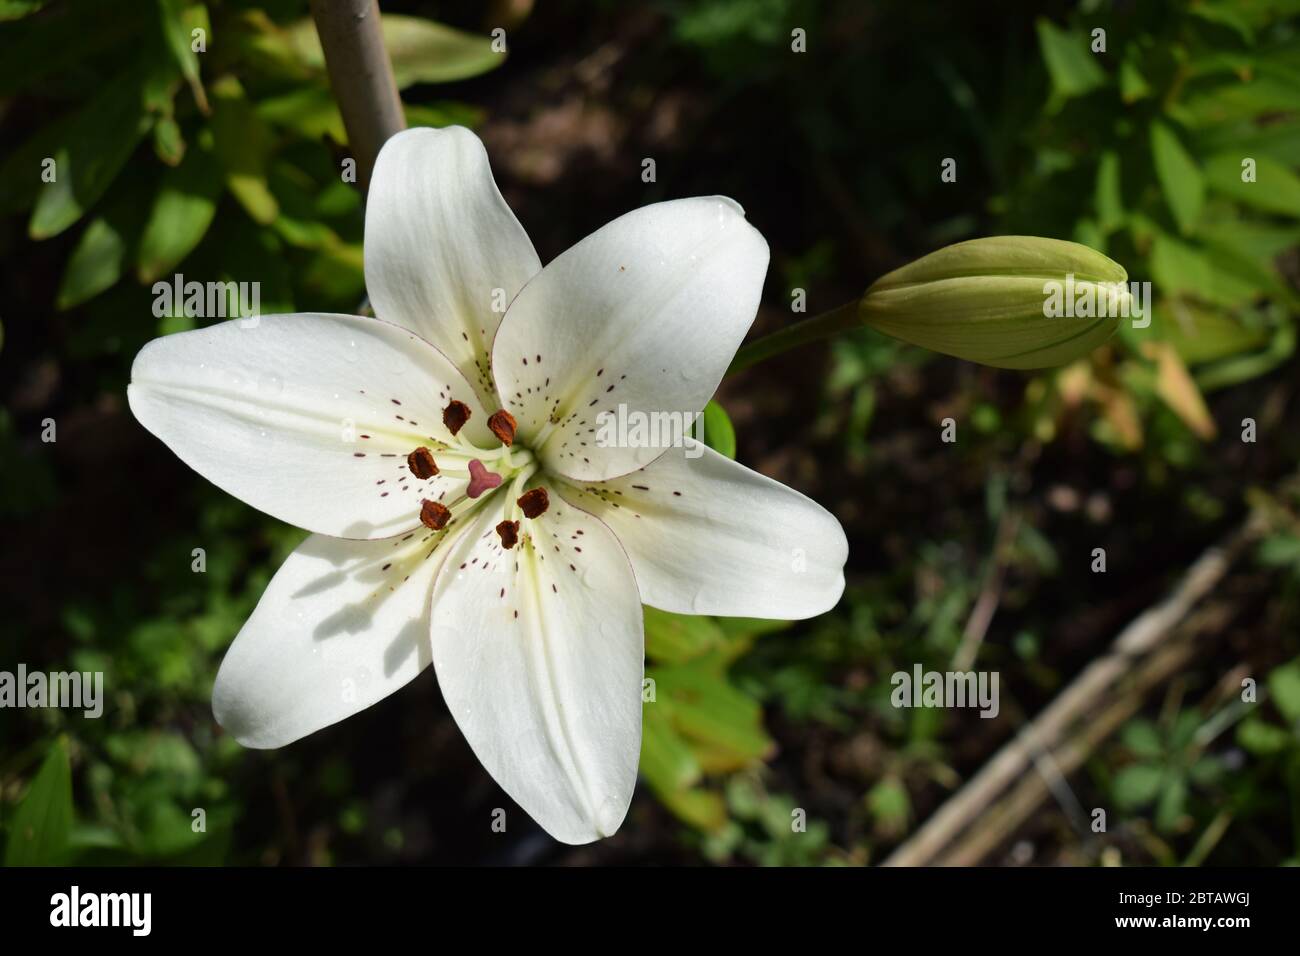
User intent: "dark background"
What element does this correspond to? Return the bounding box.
[2,0,1299,865]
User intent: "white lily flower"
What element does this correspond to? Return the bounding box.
[128,126,848,844]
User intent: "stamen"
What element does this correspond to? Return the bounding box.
[443,400,471,436]
[517,487,549,519]
[466,459,503,499]
[419,499,452,530]
[496,519,520,549]
[407,447,438,480]
[487,409,517,446]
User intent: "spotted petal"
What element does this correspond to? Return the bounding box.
[429,486,643,844]
[128,313,491,538]
[560,440,847,619]
[366,126,541,409]
[492,197,769,481]
[213,527,459,748]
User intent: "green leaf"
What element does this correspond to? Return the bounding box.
[1113,763,1164,809]
[867,778,911,828]
[1237,717,1293,755]
[1180,75,1300,127]
[1095,151,1124,233]
[1155,777,1187,832]
[1160,302,1269,366]
[1120,720,1164,759]
[57,217,128,309]
[152,115,186,166]
[1150,121,1205,235]
[137,136,222,283]
[155,0,208,113]
[640,705,702,792]
[404,101,486,130]
[1268,659,1300,724]
[1202,220,1300,266]
[28,72,153,239]
[1204,153,1300,217]
[5,737,74,866]
[1119,56,1152,103]
[694,399,736,459]
[1195,322,1295,391]
[1188,756,1222,787]
[644,607,726,664]
[1150,234,1258,307]
[652,663,772,764]
[382,16,504,87]
[657,785,727,831]
[1189,1,1257,43]
[257,85,347,142]
[282,15,504,89]
[1035,18,1105,102]
[1258,533,1300,568]
[0,0,49,20]
[715,616,792,641]
[209,75,278,224]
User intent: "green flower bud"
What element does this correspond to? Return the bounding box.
[859,236,1132,369]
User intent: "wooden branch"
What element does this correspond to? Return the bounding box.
[882,515,1266,867]
[309,0,405,194]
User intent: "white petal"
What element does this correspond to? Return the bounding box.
[560,440,847,619]
[492,197,769,481]
[213,525,460,748]
[128,313,491,538]
[429,486,643,844]
[365,126,541,408]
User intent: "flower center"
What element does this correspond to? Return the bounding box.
[408,403,549,547]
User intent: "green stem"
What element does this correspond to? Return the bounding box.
[726,299,861,376]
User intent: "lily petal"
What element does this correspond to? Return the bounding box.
[560,440,847,619]
[366,126,541,409]
[128,313,490,538]
[492,197,768,481]
[429,487,643,844]
[213,526,459,748]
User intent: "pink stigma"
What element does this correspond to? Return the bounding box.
[466,459,503,499]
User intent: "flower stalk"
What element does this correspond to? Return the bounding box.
[308,0,406,193]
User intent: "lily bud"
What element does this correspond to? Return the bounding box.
[859,236,1132,369]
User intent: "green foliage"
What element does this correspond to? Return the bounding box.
[1008,1,1300,446]
[639,609,788,831]
[4,737,73,866]
[1,0,503,317]
[1111,713,1222,833]
[694,399,737,459]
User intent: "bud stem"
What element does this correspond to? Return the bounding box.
[726,299,860,376]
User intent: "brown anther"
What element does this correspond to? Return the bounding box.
[487,409,517,446]
[419,499,451,531]
[442,400,471,436]
[517,487,549,519]
[407,447,439,480]
[496,519,520,550]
